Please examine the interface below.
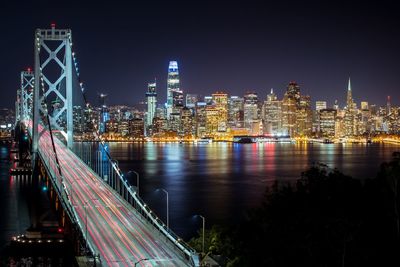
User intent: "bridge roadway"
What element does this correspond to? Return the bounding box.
[36,126,191,266]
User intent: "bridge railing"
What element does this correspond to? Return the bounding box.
[72,141,199,265]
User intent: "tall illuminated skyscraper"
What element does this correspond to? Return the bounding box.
[212,92,228,132]
[282,83,298,136]
[346,77,353,108]
[262,89,282,134]
[145,80,157,131]
[243,91,259,130]
[228,96,244,128]
[166,61,180,118]
[344,77,357,136]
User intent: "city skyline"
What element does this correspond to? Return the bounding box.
[1,0,400,108]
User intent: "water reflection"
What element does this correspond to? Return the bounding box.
[99,142,399,239]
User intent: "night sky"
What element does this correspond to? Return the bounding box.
[1,0,400,109]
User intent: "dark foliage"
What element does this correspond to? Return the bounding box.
[191,153,400,267]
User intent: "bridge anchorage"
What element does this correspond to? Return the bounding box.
[14,24,200,266]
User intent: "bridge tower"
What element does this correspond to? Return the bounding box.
[20,69,34,122]
[33,24,74,158]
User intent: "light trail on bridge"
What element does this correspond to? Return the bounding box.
[35,125,191,267]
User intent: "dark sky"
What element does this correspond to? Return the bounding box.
[1,0,400,109]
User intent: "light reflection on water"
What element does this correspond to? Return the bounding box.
[103,142,400,239]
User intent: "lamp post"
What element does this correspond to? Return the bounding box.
[197,215,205,255]
[128,170,140,196]
[159,188,169,229]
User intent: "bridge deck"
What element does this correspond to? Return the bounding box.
[38,128,191,266]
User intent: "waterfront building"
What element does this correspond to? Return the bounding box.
[243,91,259,132]
[152,117,167,136]
[118,120,130,136]
[196,102,207,138]
[130,118,144,138]
[212,92,228,132]
[205,106,220,135]
[262,89,282,135]
[166,61,180,118]
[180,107,195,137]
[319,108,337,138]
[296,95,313,136]
[105,119,119,134]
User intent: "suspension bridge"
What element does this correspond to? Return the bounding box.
[14,24,199,267]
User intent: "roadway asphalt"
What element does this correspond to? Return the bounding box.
[37,127,191,267]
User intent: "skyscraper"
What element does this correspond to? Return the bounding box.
[196,102,207,137]
[319,108,337,138]
[145,80,157,133]
[99,93,109,134]
[296,95,313,136]
[228,96,244,128]
[346,77,353,109]
[287,81,301,105]
[344,77,357,136]
[180,107,195,137]
[262,89,282,135]
[212,92,228,132]
[282,83,298,136]
[243,91,259,131]
[166,61,180,118]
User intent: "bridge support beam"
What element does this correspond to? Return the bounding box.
[33,24,74,152]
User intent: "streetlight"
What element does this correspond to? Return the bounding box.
[128,170,140,196]
[158,188,169,229]
[195,214,206,255]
